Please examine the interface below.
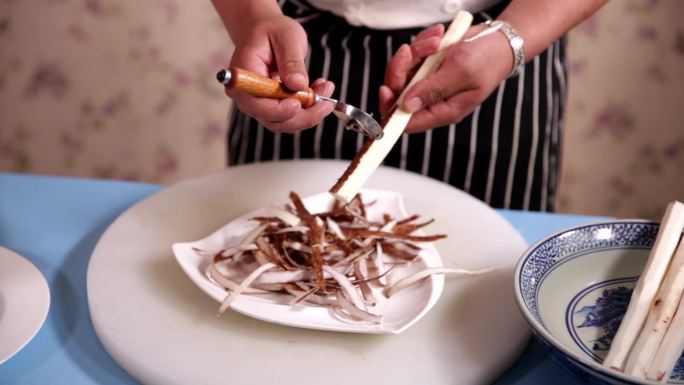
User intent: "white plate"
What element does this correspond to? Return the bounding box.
[87,160,530,385]
[172,189,445,334]
[0,246,50,364]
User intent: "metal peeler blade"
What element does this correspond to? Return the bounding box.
[316,96,384,140]
[216,68,383,140]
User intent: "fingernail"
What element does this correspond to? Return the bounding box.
[406,97,423,112]
[426,36,441,47]
[288,73,306,86]
[324,81,334,95]
[415,36,440,48]
[283,98,301,110]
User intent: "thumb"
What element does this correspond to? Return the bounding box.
[270,24,309,91]
[401,68,468,113]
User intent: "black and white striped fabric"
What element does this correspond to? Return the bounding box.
[228,0,566,212]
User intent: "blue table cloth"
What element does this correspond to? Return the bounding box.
[0,172,604,384]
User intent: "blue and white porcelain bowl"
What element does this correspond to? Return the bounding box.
[514,220,684,385]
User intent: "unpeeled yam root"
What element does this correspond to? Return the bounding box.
[625,236,684,378]
[603,201,684,372]
[647,258,684,381]
[329,11,474,202]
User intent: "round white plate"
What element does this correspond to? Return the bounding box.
[0,246,50,364]
[87,160,530,385]
[172,189,446,334]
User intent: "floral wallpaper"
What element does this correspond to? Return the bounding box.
[0,0,682,219]
[0,0,233,182]
[557,0,684,219]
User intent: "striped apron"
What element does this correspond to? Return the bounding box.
[227,0,566,212]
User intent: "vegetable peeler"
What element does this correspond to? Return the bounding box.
[216,68,384,140]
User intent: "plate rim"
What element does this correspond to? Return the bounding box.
[0,246,51,365]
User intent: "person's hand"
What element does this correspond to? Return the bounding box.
[227,14,334,133]
[379,23,514,133]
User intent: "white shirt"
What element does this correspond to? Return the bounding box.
[305,0,502,29]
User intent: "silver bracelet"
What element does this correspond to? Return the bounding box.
[488,20,525,78]
[465,19,525,78]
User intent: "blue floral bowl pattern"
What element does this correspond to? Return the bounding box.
[515,221,684,385]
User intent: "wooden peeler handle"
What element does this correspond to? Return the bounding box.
[224,67,316,108]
